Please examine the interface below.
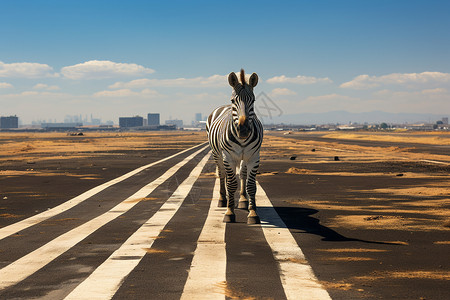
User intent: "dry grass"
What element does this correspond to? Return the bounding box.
[261,133,450,164]
[368,186,450,198]
[124,197,159,203]
[320,132,450,146]
[0,213,23,219]
[285,167,312,174]
[353,270,450,281]
[142,248,168,254]
[326,257,376,262]
[328,214,449,232]
[320,281,355,291]
[318,248,388,253]
[433,241,450,245]
[0,170,101,179]
[258,171,279,176]
[214,281,270,300]
[0,131,206,163]
[266,132,450,232]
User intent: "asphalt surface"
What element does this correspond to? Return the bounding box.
[0,133,449,299]
[270,131,450,157]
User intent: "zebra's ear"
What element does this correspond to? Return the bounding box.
[249,73,258,87]
[228,72,239,88]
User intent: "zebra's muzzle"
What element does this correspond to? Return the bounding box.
[237,116,251,139]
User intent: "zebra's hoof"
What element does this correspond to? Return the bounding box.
[217,200,226,207]
[237,201,249,210]
[247,215,260,225]
[223,214,236,223]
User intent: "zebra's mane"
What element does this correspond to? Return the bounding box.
[240,69,246,85]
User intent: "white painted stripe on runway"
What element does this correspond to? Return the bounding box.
[181,178,226,300]
[256,183,332,300]
[0,142,208,241]
[0,146,209,291]
[64,152,211,300]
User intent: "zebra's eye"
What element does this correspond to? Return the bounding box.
[231,98,236,104]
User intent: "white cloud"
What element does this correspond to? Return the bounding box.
[93,89,138,97]
[21,91,40,96]
[373,89,391,96]
[368,88,450,113]
[140,88,160,96]
[0,61,58,78]
[279,93,366,114]
[340,72,450,89]
[266,75,333,84]
[305,93,357,102]
[61,60,155,80]
[372,87,449,99]
[269,88,297,96]
[33,83,60,90]
[2,90,68,98]
[421,88,447,94]
[93,88,160,98]
[109,74,227,89]
[0,82,13,89]
[340,75,380,89]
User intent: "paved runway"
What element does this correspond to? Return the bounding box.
[0,142,331,299]
[0,134,449,299]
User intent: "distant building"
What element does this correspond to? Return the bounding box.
[64,115,83,123]
[443,117,449,125]
[0,116,19,129]
[147,113,160,126]
[41,123,83,130]
[165,119,183,129]
[405,123,435,131]
[119,116,144,128]
[195,113,202,122]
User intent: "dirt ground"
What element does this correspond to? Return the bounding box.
[258,131,450,299]
[1,129,449,234]
[259,131,450,233]
[0,131,206,226]
[0,130,449,299]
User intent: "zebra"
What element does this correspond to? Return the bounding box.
[206,69,263,224]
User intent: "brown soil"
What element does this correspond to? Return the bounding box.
[0,131,206,164]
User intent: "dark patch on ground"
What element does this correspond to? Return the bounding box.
[257,154,450,300]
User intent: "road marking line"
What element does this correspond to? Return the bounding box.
[0,146,209,291]
[64,152,211,300]
[181,178,226,300]
[0,142,208,241]
[256,183,332,300]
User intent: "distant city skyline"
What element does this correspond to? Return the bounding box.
[1,1,449,125]
[1,110,447,128]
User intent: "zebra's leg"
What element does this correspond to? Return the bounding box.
[213,152,227,207]
[218,168,227,207]
[246,157,260,224]
[238,160,249,210]
[217,177,227,207]
[223,155,238,223]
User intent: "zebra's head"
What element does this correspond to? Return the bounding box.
[228,69,259,139]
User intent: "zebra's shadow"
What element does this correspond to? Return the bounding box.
[258,206,403,246]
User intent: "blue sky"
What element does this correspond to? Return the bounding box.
[1,0,449,124]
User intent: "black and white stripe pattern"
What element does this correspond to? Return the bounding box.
[206,69,263,224]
